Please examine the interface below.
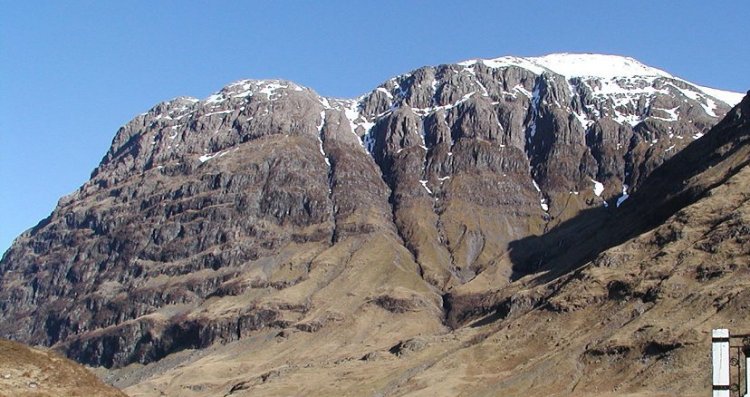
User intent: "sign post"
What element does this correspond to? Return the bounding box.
[713,329,730,397]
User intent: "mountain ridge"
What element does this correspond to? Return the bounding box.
[127,53,743,129]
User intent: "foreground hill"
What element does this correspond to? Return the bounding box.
[0,339,125,397]
[0,54,746,396]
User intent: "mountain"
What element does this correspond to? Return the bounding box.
[0,53,745,396]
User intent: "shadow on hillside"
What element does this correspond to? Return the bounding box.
[508,93,750,285]
[507,206,610,283]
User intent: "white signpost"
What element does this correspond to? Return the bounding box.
[713,328,730,397]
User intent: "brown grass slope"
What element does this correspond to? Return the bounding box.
[0,339,125,397]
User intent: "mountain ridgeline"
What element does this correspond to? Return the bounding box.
[0,54,747,396]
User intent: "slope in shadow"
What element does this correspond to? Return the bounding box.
[509,91,750,285]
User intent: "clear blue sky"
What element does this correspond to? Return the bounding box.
[1,1,748,254]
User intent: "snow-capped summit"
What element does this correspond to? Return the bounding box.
[527,53,673,79]
[458,53,742,105]
[460,53,671,79]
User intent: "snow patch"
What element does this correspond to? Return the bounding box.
[474,78,490,97]
[317,111,331,167]
[531,179,548,211]
[616,184,629,207]
[529,53,673,79]
[363,129,376,154]
[232,90,253,98]
[459,56,548,75]
[573,111,594,128]
[342,100,365,143]
[319,97,332,109]
[650,106,680,122]
[460,53,672,80]
[201,110,233,118]
[376,87,394,99]
[173,113,193,121]
[342,101,359,122]
[613,113,643,127]
[702,97,718,117]
[419,180,432,194]
[259,82,288,97]
[691,84,744,106]
[204,93,225,104]
[199,150,230,163]
[336,98,373,150]
[514,85,532,98]
[665,83,741,116]
[591,179,604,197]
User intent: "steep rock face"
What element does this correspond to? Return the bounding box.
[0,54,742,372]
[357,54,739,288]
